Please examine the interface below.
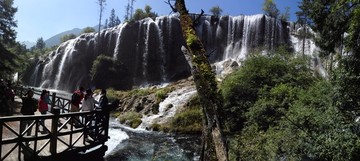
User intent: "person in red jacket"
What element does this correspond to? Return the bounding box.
[38,90,50,134]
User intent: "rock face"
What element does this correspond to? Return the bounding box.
[23,14,290,92]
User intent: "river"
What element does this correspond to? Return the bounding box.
[105,118,201,161]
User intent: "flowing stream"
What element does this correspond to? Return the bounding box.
[105,118,201,161]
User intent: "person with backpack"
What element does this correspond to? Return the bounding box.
[70,87,85,127]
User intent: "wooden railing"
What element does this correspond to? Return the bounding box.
[0,87,110,161]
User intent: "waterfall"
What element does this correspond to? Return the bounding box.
[155,16,167,82]
[25,14,293,91]
[53,39,77,89]
[142,19,152,85]
[113,23,126,59]
[30,62,41,86]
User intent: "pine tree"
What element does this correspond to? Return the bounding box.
[108,8,116,28]
[35,37,46,50]
[0,0,18,44]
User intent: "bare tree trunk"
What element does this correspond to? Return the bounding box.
[175,1,229,161]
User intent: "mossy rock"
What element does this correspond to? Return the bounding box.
[130,118,142,128]
[150,123,161,131]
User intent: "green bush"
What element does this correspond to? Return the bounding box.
[118,112,143,128]
[168,106,203,134]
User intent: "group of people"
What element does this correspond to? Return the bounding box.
[19,86,109,141]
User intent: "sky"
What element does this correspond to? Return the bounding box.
[13,0,301,43]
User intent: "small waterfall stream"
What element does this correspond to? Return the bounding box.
[137,86,197,130]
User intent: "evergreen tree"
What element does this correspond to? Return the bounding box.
[0,0,17,44]
[209,5,223,17]
[115,16,121,26]
[108,8,116,28]
[35,37,46,50]
[132,5,157,21]
[82,27,95,33]
[262,0,279,18]
[60,34,77,43]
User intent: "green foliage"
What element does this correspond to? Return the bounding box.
[220,51,315,132]
[209,6,223,17]
[168,106,203,134]
[0,0,17,44]
[91,55,129,90]
[221,48,360,160]
[0,43,19,77]
[60,34,77,43]
[155,87,174,102]
[82,27,95,33]
[107,8,121,28]
[131,5,158,21]
[262,0,279,18]
[279,6,290,21]
[118,111,142,128]
[35,37,46,50]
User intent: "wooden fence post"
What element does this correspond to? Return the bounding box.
[51,93,56,113]
[50,107,60,155]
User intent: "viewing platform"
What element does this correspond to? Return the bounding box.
[0,87,110,161]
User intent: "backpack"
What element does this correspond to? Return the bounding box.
[71,92,81,104]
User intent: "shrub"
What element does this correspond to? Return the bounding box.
[168,106,203,134]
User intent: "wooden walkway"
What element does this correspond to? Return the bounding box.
[0,87,110,161]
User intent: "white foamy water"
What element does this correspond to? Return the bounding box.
[137,86,197,130]
[105,119,130,156]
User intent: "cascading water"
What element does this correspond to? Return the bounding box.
[142,19,152,85]
[137,86,197,130]
[112,24,126,60]
[54,39,77,89]
[30,62,41,86]
[25,14,292,91]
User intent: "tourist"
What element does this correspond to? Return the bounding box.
[82,88,97,141]
[98,89,108,110]
[82,88,97,112]
[70,86,85,126]
[20,89,38,145]
[38,89,49,134]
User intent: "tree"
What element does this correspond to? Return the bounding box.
[132,8,145,21]
[82,27,95,33]
[131,5,158,21]
[0,43,18,77]
[175,0,228,160]
[97,0,106,52]
[35,37,46,50]
[298,0,360,118]
[209,6,223,17]
[280,6,290,21]
[60,34,77,43]
[108,8,116,28]
[107,9,121,28]
[0,0,17,44]
[115,16,121,26]
[262,0,279,18]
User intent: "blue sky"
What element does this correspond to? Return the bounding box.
[14,0,301,42]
